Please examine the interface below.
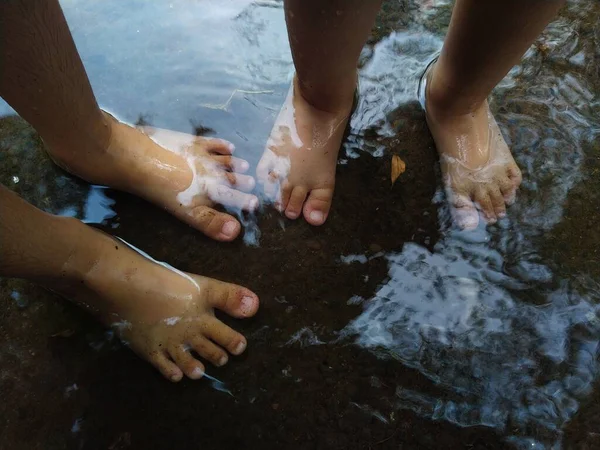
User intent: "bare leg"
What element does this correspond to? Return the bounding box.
[0,184,259,382]
[257,0,382,225]
[0,0,257,241]
[426,0,565,228]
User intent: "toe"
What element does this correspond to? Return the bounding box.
[223,173,256,192]
[507,164,523,186]
[285,186,308,220]
[148,350,184,382]
[276,182,293,213]
[189,336,229,367]
[264,172,282,201]
[474,188,497,224]
[498,176,517,205]
[203,138,235,155]
[168,345,206,380]
[207,184,259,211]
[204,316,248,356]
[212,155,250,173]
[198,277,259,318]
[256,153,273,185]
[488,186,506,218]
[303,187,333,226]
[450,193,479,230]
[187,206,241,241]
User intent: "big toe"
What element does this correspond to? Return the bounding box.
[303,187,334,226]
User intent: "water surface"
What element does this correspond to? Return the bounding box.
[1,1,599,449]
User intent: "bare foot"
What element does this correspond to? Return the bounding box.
[257,76,353,226]
[46,112,258,241]
[56,223,259,382]
[422,62,522,229]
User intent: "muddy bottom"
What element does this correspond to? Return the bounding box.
[1,1,600,449]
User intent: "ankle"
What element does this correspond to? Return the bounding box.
[427,63,485,118]
[45,109,113,166]
[295,74,356,115]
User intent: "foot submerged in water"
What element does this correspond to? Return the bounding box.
[47,112,258,241]
[420,61,522,229]
[257,76,354,226]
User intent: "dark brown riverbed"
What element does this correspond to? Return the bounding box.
[1,1,599,449]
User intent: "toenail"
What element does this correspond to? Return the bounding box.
[309,210,324,223]
[240,160,249,171]
[218,355,228,367]
[171,373,182,382]
[191,367,204,379]
[240,295,255,316]
[498,212,506,218]
[248,197,259,210]
[234,341,247,355]
[221,221,238,237]
[286,210,299,219]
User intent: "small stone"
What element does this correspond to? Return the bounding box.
[369,243,382,253]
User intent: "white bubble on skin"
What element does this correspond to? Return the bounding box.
[175,153,217,208]
[163,317,181,326]
[140,128,242,210]
[115,237,200,293]
[271,83,304,150]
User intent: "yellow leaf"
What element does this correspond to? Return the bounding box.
[391,154,406,186]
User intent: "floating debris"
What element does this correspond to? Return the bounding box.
[391,154,406,186]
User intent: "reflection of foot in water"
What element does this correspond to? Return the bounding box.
[48,114,259,241]
[53,221,260,382]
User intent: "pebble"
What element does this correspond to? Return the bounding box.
[369,243,382,253]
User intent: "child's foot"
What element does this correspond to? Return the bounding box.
[47,112,258,241]
[56,224,259,382]
[256,76,353,226]
[423,63,522,229]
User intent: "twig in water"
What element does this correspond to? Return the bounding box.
[200,89,274,111]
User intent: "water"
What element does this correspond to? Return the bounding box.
[0,0,599,449]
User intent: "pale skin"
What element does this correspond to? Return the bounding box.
[0,0,259,381]
[258,0,566,229]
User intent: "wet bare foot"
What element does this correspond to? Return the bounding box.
[47,112,258,241]
[56,225,259,382]
[423,64,522,229]
[257,76,353,226]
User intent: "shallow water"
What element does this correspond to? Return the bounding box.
[1,0,599,449]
